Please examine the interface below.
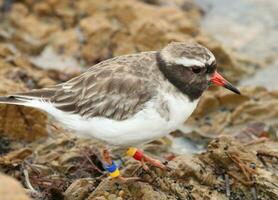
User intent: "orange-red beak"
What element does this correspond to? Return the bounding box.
[210,71,241,94]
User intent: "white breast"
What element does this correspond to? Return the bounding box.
[76,92,198,146]
[24,92,198,146]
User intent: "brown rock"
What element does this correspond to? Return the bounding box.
[137,183,168,200]
[85,136,278,200]
[64,178,95,200]
[33,2,51,16]
[193,91,220,117]
[197,36,250,82]
[216,90,250,108]
[0,147,32,165]
[46,0,201,65]
[0,105,48,141]
[188,87,278,137]
[0,48,54,141]
[0,173,30,200]
[3,0,246,86]
[80,14,116,63]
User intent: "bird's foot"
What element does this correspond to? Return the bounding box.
[140,159,149,171]
[142,153,167,170]
[126,147,167,170]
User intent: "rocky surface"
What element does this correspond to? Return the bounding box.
[0,173,31,200]
[189,87,278,138]
[1,129,277,200]
[0,0,277,200]
[88,136,278,200]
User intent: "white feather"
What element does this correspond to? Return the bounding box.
[207,51,215,65]
[22,92,198,146]
[175,57,205,67]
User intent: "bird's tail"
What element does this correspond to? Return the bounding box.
[0,95,29,105]
[0,88,57,107]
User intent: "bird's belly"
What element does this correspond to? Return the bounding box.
[76,94,198,146]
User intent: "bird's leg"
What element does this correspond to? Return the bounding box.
[126,147,166,170]
[102,149,140,182]
[103,149,120,178]
[140,158,149,171]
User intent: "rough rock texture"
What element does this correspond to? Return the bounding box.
[1,0,249,80]
[85,136,278,200]
[0,43,53,141]
[188,87,278,138]
[0,173,31,200]
[0,125,277,199]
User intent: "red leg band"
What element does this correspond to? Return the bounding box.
[133,149,143,161]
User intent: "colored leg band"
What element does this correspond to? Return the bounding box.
[109,168,120,178]
[104,161,120,178]
[126,147,143,161]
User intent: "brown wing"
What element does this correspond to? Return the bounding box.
[50,54,156,120]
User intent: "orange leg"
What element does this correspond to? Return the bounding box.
[126,147,166,170]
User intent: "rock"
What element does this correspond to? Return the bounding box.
[187,87,278,138]
[0,173,31,200]
[0,45,54,141]
[64,178,95,200]
[197,36,250,82]
[1,0,250,82]
[135,183,169,200]
[1,0,247,83]
[88,178,170,200]
[76,0,200,63]
[0,105,48,141]
[1,0,202,67]
[0,123,277,200]
[87,136,278,200]
[193,91,220,117]
[29,46,82,73]
[0,147,32,166]
[8,3,59,54]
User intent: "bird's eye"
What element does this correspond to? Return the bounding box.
[192,67,202,74]
[206,63,216,74]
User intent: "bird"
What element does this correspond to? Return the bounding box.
[0,42,240,180]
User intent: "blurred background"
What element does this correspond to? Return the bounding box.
[0,0,277,200]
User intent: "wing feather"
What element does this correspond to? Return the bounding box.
[4,53,157,121]
[50,54,156,120]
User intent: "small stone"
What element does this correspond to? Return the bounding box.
[0,173,30,200]
[118,190,124,198]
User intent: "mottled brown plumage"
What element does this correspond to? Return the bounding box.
[10,52,160,120]
[51,52,159,120]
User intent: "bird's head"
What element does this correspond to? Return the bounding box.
[157,42,240,101]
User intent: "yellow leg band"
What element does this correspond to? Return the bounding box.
[109,168,120,178]
[127,147,137,157]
